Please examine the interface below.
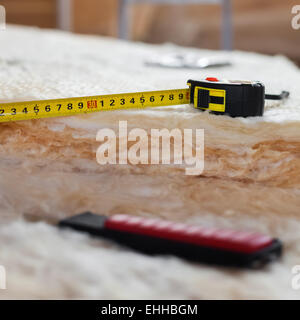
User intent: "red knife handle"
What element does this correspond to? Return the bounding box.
[59,212,282,268]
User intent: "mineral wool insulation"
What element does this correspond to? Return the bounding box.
[0,26,300,299]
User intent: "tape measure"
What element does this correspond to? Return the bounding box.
[0,78,289,122]
[0,88,190,123]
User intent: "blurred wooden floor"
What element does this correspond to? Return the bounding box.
[2,0,300,65]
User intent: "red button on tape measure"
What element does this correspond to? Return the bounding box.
[205,77,219,82]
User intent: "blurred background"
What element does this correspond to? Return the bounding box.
[1,0,299,65]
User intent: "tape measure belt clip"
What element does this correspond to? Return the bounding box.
[193,86,226,113]
[187,79,265,117]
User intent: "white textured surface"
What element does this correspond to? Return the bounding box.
[0,25,300,299]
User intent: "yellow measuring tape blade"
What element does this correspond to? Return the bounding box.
[0,88,190,123]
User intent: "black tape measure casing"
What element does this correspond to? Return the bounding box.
[187,78,265,117]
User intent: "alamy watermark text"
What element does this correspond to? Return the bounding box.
[0,5,5,30]
[292,5,300,30]
[0,265,6,289]
[292,265,300,290]
[96,121,204,175]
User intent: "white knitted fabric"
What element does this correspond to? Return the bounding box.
[0,25,300,299]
